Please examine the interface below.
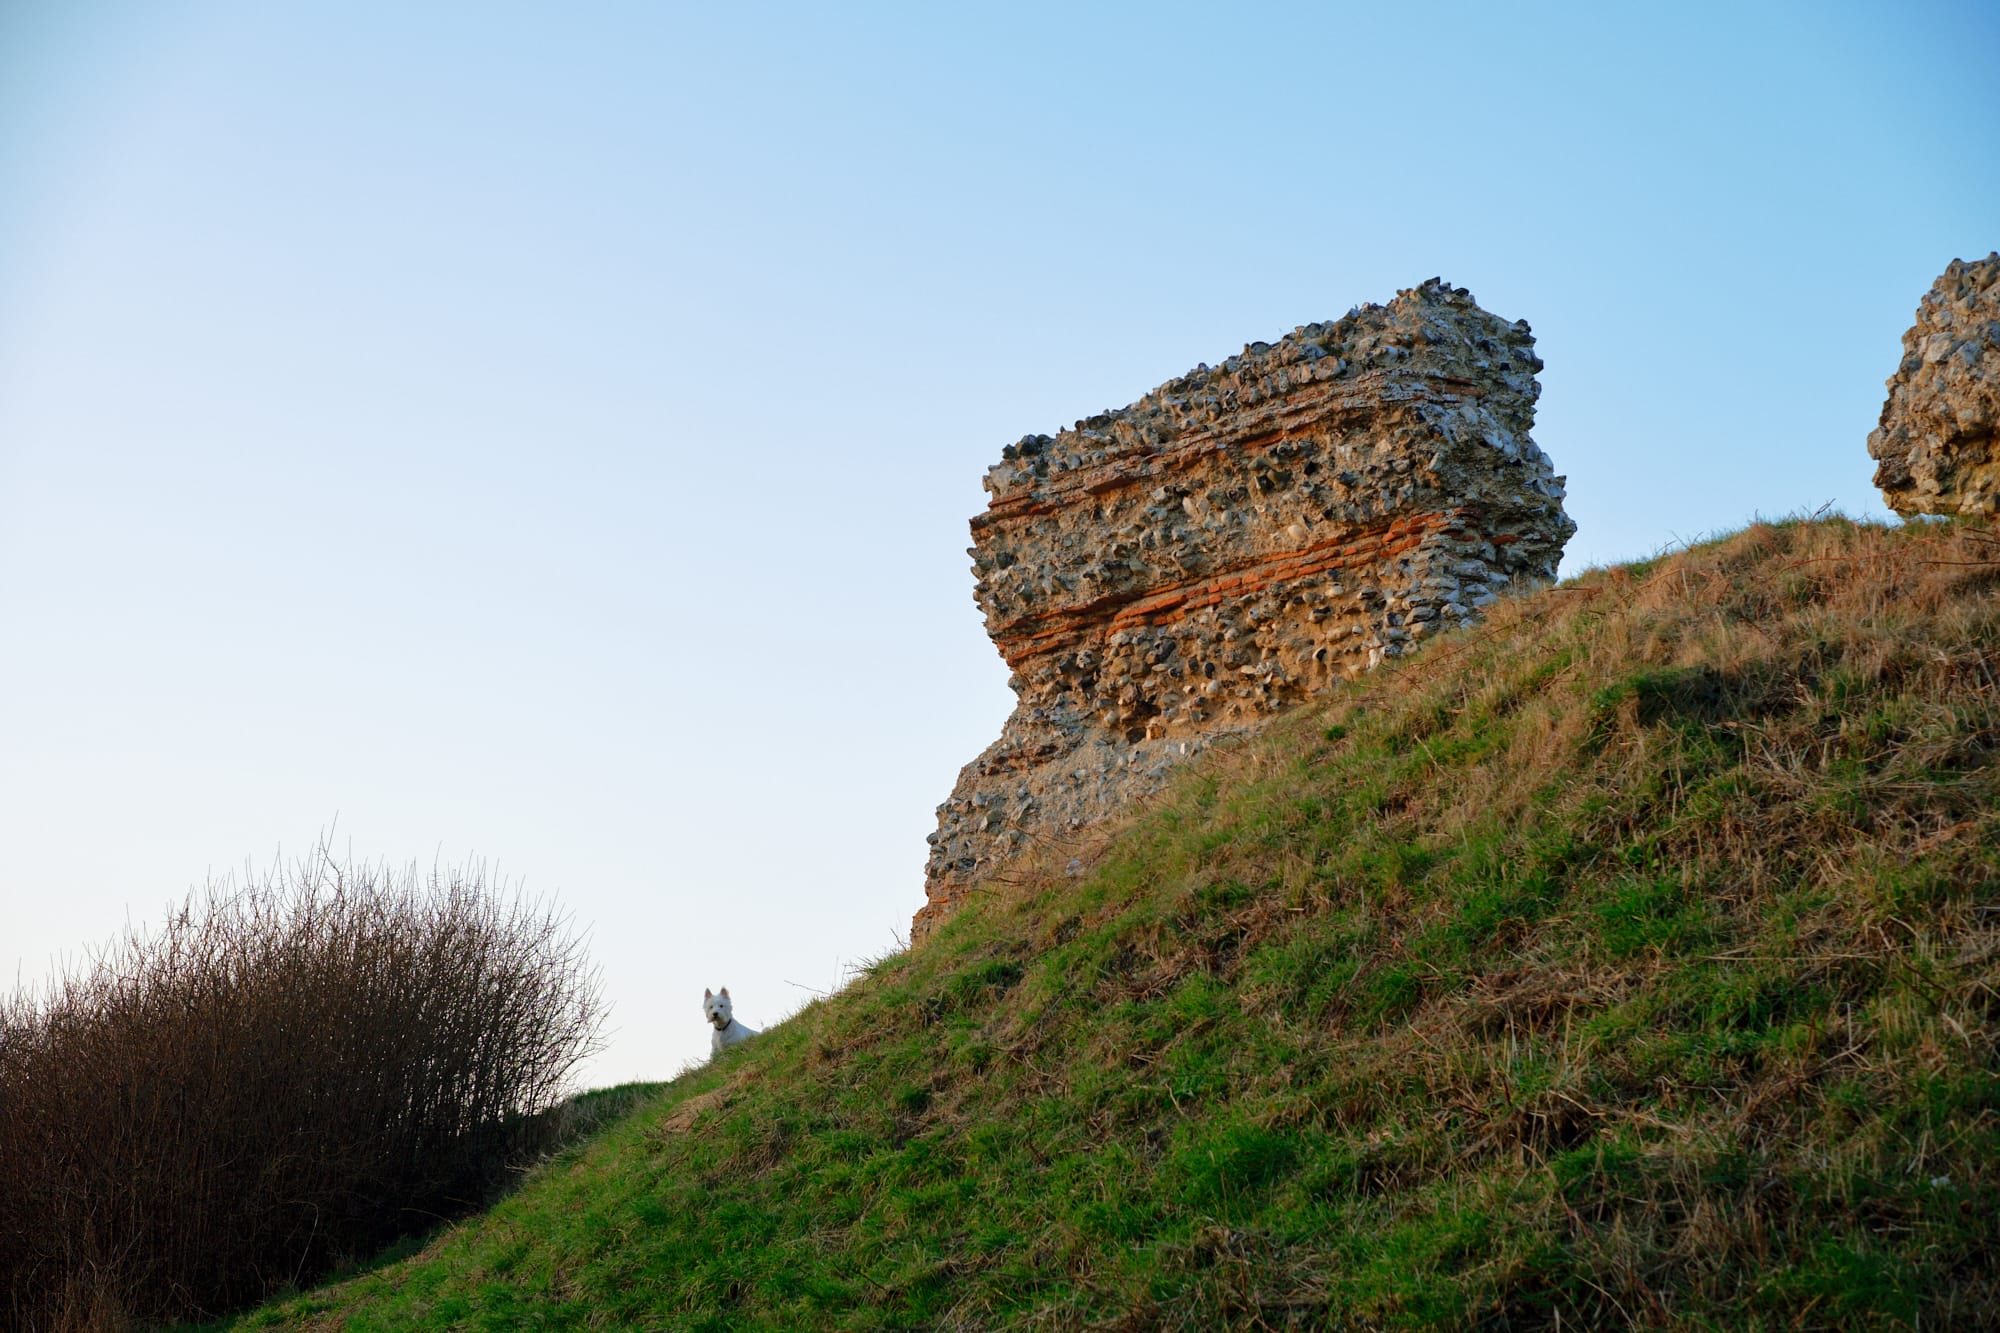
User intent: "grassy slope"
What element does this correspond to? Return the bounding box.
[231,518,2000,1331]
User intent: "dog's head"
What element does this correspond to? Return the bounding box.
[703,987,733,1030]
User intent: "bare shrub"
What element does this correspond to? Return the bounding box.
[0,846,604,1329]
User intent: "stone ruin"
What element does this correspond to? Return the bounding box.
[1869,253,2000,518]
[915,279,1577,940]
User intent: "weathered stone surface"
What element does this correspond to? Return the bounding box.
[1869,253,2000,518]
[916,279,1575,940]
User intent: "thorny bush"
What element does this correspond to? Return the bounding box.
[0,848,603,1330]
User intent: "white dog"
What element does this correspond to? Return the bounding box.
[703,987,758,1057]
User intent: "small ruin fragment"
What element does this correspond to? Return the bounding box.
[1869,253,2000,519]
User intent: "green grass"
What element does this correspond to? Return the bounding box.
[215,518,2000,1330]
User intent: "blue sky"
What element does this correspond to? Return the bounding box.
[3,2,1995,1081]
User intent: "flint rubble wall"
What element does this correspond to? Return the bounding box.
[917,279,1576,939]
[1869,253,2000,518]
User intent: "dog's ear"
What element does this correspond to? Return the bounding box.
[720,987,730,997]
[704,988,712,1000]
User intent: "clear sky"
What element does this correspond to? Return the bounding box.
[3,2,1996,1083]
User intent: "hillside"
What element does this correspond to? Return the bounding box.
[223,517,1999,1331]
